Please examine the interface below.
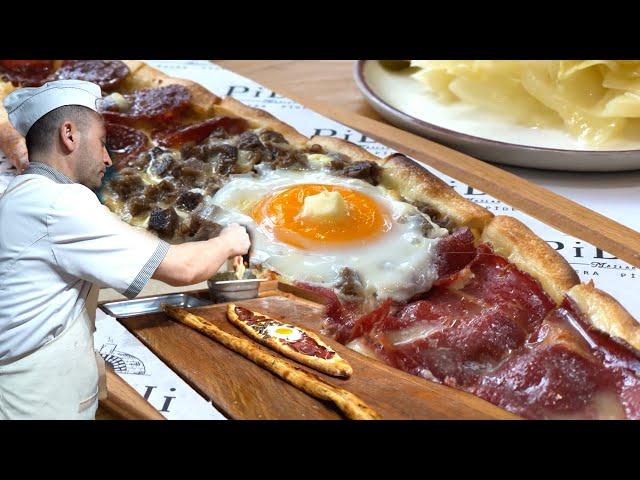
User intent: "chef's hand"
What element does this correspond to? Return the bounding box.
[0,124,29,173]
[153,223,251,287]
[218,223,251,257]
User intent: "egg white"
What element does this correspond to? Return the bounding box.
[209,168,448,302]
[265,324,303,342]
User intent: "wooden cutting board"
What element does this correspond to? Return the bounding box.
[119,292,518,420]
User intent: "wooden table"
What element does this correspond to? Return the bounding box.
[215,61,380,120]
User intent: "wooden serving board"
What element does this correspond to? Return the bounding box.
[118,290,518,420]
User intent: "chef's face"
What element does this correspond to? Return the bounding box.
[75,114,112,190]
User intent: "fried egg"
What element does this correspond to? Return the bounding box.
[208,168,448,302]
[264,324,304,342]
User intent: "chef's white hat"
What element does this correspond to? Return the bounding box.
[3,79,102,137]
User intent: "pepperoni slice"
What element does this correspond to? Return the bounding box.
[106,123,148,169]
[100,84,191,125]
[235,308,272,326]
[235,306,255,322]
[154,116,249,148]
[0,60,54,87]
[52,60,130,91]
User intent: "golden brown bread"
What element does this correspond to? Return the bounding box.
[480,215,580,304]
[567,282,640,352]
[379,153,494,238]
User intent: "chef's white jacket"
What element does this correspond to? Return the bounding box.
[0,162,170,363]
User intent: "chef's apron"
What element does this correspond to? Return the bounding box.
[0,285,107,420]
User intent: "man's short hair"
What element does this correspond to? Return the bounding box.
[25,105,97,157]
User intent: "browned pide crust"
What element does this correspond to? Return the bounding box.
[1,60,638,352]
[226,303,353,378]
[481,215,580,304]
[378,152,494,237]
[567,282,640,352]
[121,61,220,118]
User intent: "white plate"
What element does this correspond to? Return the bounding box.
[354,60,640,172]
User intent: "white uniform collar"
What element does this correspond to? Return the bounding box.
[23,162,74,185]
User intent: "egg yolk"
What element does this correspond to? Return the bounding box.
[275,327,294,335]
[251,184,391,250]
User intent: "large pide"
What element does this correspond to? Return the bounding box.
[3,60,638,420]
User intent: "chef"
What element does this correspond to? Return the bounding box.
[0,80,250,420]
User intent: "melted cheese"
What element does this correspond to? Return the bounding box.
[345,338,377,358]
[385,322,445,346]
[307,153,334,169]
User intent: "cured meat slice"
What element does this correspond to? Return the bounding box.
[153,116,249,148]
[319,240,556,384]
[0,60,53,87]
[375,295,530,386]
[105,123,148,169]
[538,299,640,419]
[432,227,477,280]
[52,60,129,91]
[469,344,612,419]
[100,84,191,124]
[454,244,556,332]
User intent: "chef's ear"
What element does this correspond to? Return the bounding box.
[59,120,78,153]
